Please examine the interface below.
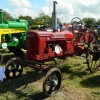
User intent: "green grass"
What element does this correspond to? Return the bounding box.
[0,50,100,100]
[59,57,100,100]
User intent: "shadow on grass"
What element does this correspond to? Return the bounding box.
[0,52,48,100]
[26,92,47,100]
[80,75,100,88]
[55,59,100,89]
[0,52,96,99]
[45,58,89,79]
[59,63,88,78]
[0,70,47,100]
[2,53,15,65]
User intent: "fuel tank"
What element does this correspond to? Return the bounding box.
[4,19,28,31]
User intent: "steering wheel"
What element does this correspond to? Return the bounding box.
[71,17,82,34]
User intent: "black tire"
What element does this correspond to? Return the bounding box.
[43,67,61,97]
[5,57,23,79]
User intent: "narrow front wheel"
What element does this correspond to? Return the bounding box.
[43,67,61,97]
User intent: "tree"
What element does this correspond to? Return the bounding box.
[57,18,61,24]
[95,19,100,27]
[33,12,61,26]
[34,12,52,26]
[3,10,14,21]
[19,15,34,26]
[82,17,96,28]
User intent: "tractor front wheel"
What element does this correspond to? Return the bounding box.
[43,67,61,97]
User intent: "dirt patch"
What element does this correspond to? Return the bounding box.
[33,80,87,100]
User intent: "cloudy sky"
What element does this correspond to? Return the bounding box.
[0,0,100,23]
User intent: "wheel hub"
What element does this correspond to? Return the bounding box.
[52,79,58,86]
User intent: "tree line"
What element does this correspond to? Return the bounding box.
[2,10,100,28]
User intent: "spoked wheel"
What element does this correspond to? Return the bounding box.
[96,40,100,51]
[5,57,23,79]
[96,44,100,51]
[87,51,100,73]
[43,67,61,97]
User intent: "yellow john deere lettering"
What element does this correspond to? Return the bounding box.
[0,28,26,42]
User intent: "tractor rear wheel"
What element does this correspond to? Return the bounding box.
[87,51,100,73]
[5,57,23,79]
[43,67,61,97]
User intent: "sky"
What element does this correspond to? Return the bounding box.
[0,0,100,23]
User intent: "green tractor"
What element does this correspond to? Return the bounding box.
[0,9,28,62]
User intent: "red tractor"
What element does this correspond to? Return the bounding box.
[4,1,98,97]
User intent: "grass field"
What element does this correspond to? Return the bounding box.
[0,50,100,100]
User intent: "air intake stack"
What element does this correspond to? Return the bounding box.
[52,1,57,32]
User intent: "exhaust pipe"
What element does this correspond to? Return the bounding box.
[52,1,57,32]
[0,9,3,24]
